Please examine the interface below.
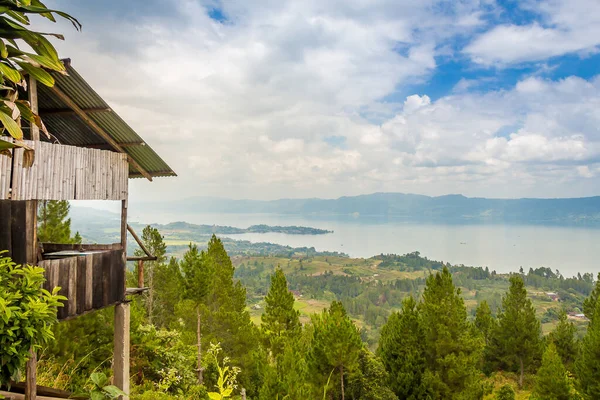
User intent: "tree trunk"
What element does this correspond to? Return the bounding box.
[340,365,344,400]
[197,307,203,385]
[519,357,524,388]
[147,265,153,324]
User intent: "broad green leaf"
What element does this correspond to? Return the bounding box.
[208,393,222,400]
[16,61,53,86]
[0,62,20,83]
[103,385,126,399]
[0,108,22,139]
[0,39,7,58]
[90,372,108,388]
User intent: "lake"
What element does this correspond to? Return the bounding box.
[129,210,600,276]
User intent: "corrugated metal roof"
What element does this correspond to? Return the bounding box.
[33,60,176,179]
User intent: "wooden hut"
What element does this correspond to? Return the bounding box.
[0,59,175,399]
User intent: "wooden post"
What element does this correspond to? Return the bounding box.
[24,200,37,400]
[28,76,39,141]
[113,199,129,399]
[113,303,130,400]
[137,260,144,288]
[24,349,36,400]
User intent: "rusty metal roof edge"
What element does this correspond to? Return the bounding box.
[41,59,176,178]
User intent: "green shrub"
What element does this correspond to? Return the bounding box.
[0,252,66,384]
[495,384,515,400]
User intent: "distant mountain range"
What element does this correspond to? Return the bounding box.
[135,193,600,226]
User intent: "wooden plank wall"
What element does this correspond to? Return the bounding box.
[0,140,128,201]
[0,200,37,266]
[0,138,11,199]
[39,250,125,320]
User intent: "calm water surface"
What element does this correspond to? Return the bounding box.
[129,211,600,276]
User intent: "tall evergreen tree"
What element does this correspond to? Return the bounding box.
[377,296,428,399]
[261,267,300,358]
[134,225,168,323]
[346,348,398,400]
[180,236,258,393]
[419,267,483,399]
[583,272,600,321]
[575,297,600,398]
[153,256,183,328]
[179,243,211,384]
[475,300,495,345]
[37,200,81,243]
[531,343,571,400]
[548,309,577,369]
[487,275,541,388]
[310,301,362,400]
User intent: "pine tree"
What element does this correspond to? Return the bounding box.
[575,297,600,398]
[153,256,183,328]
[419,267,483,399]
[548,309,577,369]
[37,200,80,243]
[310,301,362,400]
[377,296,428,399]
[531,343,571,400]
[487,275,541,388]
[475,300,495,345]
[261,267,300,358]
[583,273,600,321]
[134,225,168,323]
[180,236,258,392]
[179,243,211,384]
[346,348,398,400]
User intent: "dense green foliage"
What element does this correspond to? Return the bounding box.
[0,0,80,147]
[260,267,300,357]
[531,343,572,400]
[575,297,600,399]
[0,253,65,384]
[31,213,600,399]
[486,276,542,387]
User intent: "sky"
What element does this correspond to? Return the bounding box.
[40,0,600,201]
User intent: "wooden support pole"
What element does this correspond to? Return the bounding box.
[126,225,153,258]
[113,303,130,400]
[48,85,153,181]
[25,349,36,400]
[24,200,37,400]
[137,260,144,288]
[27,76,39,142]
[113,198,129,399]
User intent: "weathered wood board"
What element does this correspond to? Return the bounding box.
[39,250,125,320]
[0,140,128,201]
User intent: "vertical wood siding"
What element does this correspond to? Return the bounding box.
[0,140,128,201]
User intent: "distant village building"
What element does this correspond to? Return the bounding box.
[290,289,303,298]
[546,292,560,301]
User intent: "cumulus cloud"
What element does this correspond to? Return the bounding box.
[465,0,600,65]
[37,0,600,200]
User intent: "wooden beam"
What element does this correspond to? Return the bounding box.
[39,107,111,116]
[40,243,122,253]
[127,256,157,262]
[126,224,153,258]
[28,76,39,141]
[47,85,153,181]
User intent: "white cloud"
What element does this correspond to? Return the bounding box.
[36,0,600,201]
[465,0,600,65]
